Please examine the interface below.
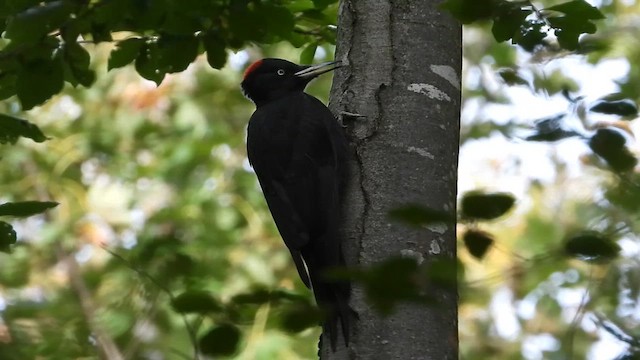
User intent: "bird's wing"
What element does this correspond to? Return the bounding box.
[247,94,346,289]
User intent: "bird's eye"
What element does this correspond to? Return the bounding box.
[277,69,285,75]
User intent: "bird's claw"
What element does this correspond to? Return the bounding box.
[339,111,366,127]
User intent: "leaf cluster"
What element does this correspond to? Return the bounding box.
[0,0,338,109]
[441,0,605,51]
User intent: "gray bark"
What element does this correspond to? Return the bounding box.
[324,0,461,359]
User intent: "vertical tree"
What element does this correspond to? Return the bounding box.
[324,1,461,358]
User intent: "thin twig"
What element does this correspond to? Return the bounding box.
[565,267,595,358]
[58,244,126,360]
[102,246,202,360]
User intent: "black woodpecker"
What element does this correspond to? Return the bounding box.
[241,58,351,350]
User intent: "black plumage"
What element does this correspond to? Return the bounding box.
[241,58,351,350]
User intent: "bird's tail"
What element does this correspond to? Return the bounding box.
[304,249,353,352]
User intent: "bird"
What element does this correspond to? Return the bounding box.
[241,58,352,350]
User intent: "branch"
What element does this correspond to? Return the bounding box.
[57,244,126,360]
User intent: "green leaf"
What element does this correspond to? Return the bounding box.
[532,69,579,95]
[548,16,597,50]
[0,201,58,217]
[525,113,581,142]
[545,0,604,50]
[497,68,529,86]
[300,43,318,64]
[90,24,113,43]
[228,5,264,43]
[0,73,18,100]
[546,0,605,20]
[0,221,17,253]
[0,113,48,144]
[16,57,65,110]
[280,302,323,333]
[156,35,200,73]
[203,33,227,69]
[231,288,308,305]
[439,0,495,24]
[135,43,165,85]
[95,309,134,338]
[4,1,73,43]
[358,257,429,315]
[492,6,531,42]
[199,324,241,356]
[63,41,96,87]
[311,0,335,9]
[326,258,426,316]
[590,99,638,117]
[108,38,145,70]
[263,5,295,38]
[463,229,494,260]
[588,128,637,172]
[388,204,453,227]
[461,192,516,220]
[287,0,316,12]
[512,19,548,51]
[231,289,272,305]
[171,290,222,314]
[564,231,620,263]
[425,258,458,291]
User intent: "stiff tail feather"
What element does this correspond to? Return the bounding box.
[304,251,354,352]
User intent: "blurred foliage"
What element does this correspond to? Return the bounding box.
[451,0,640,359]
[0,39,341,358]
[1,2,339,357]
[3,0,640,359]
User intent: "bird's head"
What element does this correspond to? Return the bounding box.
[241,58,341,106]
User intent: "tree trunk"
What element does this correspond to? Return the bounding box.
[324,0,461,358]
